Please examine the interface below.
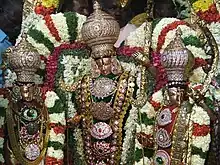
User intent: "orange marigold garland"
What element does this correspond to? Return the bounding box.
[44,15,61,42]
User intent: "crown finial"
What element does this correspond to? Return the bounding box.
[93,0,101,11]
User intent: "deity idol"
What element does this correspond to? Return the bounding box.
[62,1,152,164]
[3,36,49,164]
[152,28,218,164]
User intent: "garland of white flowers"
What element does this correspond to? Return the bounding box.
[27,12,86,57]
[0,95,8,163]
[44,91,66,164]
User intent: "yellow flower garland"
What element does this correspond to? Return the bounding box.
[42,0,59,8]
[192,0,213,12]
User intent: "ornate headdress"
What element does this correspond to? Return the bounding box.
[161,29,193,87]
[7,36,40,83]
[81,0,120,59]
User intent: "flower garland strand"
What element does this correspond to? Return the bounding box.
[44,15,61,42]
[0,90,9,164]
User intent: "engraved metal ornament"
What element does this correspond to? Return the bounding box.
[81,1,120,59]
[156,128,172,148]
[25,144,40,160]
[90,77,116,99]
[8,36,40,83]
[161,29,190,83]
[91,102,114,121]
[93,141,116,159]
[157,108,172,126]
[154,150,171,165]
[90,122,113,140]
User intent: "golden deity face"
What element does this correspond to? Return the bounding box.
[18,82,35,102]
[95,57,112,75]
[167,87,185,106]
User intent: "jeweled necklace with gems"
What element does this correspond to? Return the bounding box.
[6,89,49,165]
[77,71,135,164]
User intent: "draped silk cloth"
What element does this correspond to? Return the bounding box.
[0,29,12,88]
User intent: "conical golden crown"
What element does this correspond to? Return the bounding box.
[7,35,40,83]
[81,0,120,59]
[161,28,190,83]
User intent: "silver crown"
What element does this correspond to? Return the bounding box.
[161,29,189,84]
[7,35,40,83]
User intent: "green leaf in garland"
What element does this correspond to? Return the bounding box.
[135,148,143,162]
[191,145,207,159]
[140,113,155,125]
[28,28,54,52]
[152,18,162,30]
[205,97,215,111]
[64,12,78,42]
[48,141,64,150]
[183,35,202,48]
[48,99,64,114]
[0,107,6,117]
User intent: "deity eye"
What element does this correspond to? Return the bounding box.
[21,107,39,121]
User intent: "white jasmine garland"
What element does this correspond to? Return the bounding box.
[191,105,210,125]
[213,88,220,100]
[35,18,59,47]
[47,147,64,159]
[192,134,211,152]
[34,74,43,85]
[135,157,152,165]
[74,128,85,162]
[0,154,4,163]
[134,139,143,150]
[16,12,43,45]
[140,101,156,119]
[51,13,69,43]
[189,67,207,84]
[49,112,66,125]
[186,45,210,59]
[151,89,163,103]
[120,62,139,74]
[125,22,146,47]
[67,93,77,119]
[136,124,154,135]
[191,155,205,165]
[0,137,4,148]
[49,128,65,144]
[27,36,50,56]
[152,18,179,50]
[0,117,5,129]
[4,69,17,88]
[160,25,195,53]
[45,91,60,108]
[76,13,87,40]
[121,106,138,164]
[0,97,9,108]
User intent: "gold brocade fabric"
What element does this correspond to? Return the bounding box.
[130,13,147,27]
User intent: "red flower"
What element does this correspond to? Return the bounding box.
[193,123,210,136]
[44,15,61,42]
[53,126,66,135]
[43,43,87,92]
[149,97,161,111]
[152,52,168,91]
[117,46,144,57]
[157,20,187,52]
[197,4,220,23]
[34,5,55,16]
[46,156,63,165]
[194,57,207,69]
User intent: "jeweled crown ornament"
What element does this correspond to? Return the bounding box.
[81,0,120,59]
[8,35,40,82]
[161,28,191,86]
